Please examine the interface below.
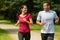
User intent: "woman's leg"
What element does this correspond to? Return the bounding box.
[18,32,24,40]
[25,32,31,40]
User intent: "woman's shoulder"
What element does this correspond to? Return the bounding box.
[27,13,31,16]
[26,13,32,18]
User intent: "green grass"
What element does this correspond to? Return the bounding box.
[55,32,60,40]
[30,24,41,30]
[0,20,15,24]
[54,25,60,40]
[0,28,12,40]
[54,25,60,32]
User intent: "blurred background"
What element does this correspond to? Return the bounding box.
[0,0,60,23]
[0,0,60,40]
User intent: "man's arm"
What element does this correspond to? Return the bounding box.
[54,12,59,24]
[36,20,45,26]
[36,11,45,26]
[55,18,59,24]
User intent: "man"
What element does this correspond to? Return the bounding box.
[36,2,59,40]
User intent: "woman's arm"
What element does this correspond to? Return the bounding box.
[28,18,33,25]
[15,20,19,26]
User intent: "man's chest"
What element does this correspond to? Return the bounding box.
[41,12,55,20]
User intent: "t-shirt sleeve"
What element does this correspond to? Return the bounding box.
[54,12,58,19]
[37,12,41,20]
[28,14,32,19]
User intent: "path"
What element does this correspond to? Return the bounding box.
[0,24,41,40]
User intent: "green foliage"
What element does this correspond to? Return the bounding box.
[0,0,60,22]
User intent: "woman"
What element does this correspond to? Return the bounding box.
[15,5,33,40]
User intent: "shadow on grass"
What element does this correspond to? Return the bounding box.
[5,29,18,34]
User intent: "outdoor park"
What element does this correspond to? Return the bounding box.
[0,0,60,40]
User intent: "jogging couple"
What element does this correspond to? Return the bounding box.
[15,2,59,40]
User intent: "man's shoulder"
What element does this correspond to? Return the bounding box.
[39,11,44,13]
[50,10,56,13]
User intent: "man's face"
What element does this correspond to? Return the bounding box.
[43,3,50,10]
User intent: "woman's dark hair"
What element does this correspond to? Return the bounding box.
[17,4,27,16]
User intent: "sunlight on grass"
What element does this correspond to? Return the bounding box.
[55,32,60,40]
[0,28,12,40]
[54,25,60,40]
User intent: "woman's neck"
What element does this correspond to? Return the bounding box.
[20,12,27,17]
[21,12,26,15]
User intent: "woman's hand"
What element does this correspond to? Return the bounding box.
[15,23,19,26]
[23,18,27,22]
[15,20,19,27]
[23,18,33,25]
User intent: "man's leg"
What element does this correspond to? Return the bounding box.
[47,33,54,40]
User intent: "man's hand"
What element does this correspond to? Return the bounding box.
[40,21,46,26]
[55,20,59,24]
[55,18,59,24]
[36,20,46,26]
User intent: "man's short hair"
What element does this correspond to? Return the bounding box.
[42,1,51,6]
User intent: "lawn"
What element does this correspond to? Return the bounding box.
[0,28,12,40]
[0,20,15,24]
[30,24,60,40]
[54,25,60,40]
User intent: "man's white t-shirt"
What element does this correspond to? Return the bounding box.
[37,10,58,33]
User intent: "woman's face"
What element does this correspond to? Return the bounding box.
[21,5,27,13]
